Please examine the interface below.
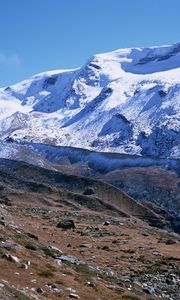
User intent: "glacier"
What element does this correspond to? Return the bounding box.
[0,42,180,159]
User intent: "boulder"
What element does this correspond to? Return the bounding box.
[56,219,75,229]
[83,188,95,195]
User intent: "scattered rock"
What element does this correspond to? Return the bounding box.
[112,239,120,244]
[21,261,31,269]
[56,219,75,229]
[56,255,85,265]
[106,284,125,292]
[46,283,62,293]
[158,238,178,245]
[102,245,110,251]
[83,188,94,195]
[103,221,110,226]
[49,245,63,254]
[0,220,5,226]
[85,281,95,287]
[153,251,161,256]
[69,293,80,299]
[67,288,77,293]
[165,239,178,245]
[79,243,92,249]
[0,242,19,250]
[2,253,20,264]
[36,287,44,294]
[27,233,39,241]
[142,232,149,236]
[143,286,156,295]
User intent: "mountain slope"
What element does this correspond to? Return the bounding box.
[0,159,180,300]
[0,43,180,158]
[0,158,167,227]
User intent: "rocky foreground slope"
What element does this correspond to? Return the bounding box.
[0,42,180,158]
[0,159,180,300]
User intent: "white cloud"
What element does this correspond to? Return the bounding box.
[0,52,22,66]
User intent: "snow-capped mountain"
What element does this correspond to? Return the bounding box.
[0,42,180,158]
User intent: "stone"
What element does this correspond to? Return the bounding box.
[83,188,94,195]
[36,287,44,294]
[47,283,61,293]
[49,245,63,254]
[0,242,19,250]
[153,251,161,256]
[102,245,110,251]
[165,239,177,245]
[67,288,76,293]
[79,243,92,248]
[27,233,39,240]
[21,261,31,269]
[56,219,75,229]
[143,286,156,295]
[69,293,80,299]
[56,255,85,265]
[106,284,125,292]
[2,253,20,264]
[103,221,110,226]
[85,281,95,287]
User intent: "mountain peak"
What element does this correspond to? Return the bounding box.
[0,42,179,159]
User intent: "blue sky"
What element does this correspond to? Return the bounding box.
[0,0,180,86]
